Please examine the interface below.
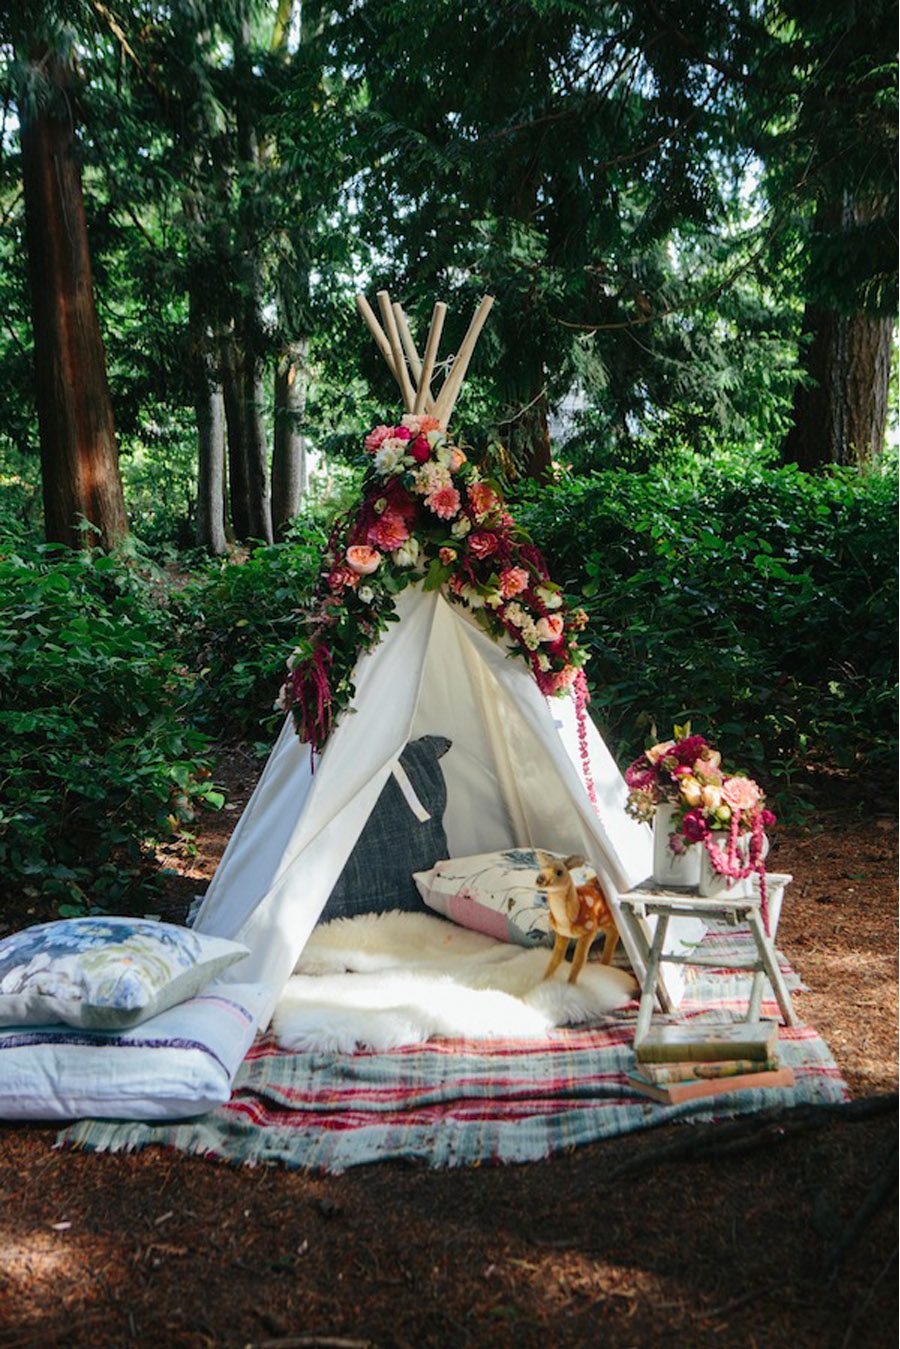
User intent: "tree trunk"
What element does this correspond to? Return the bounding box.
[498,364,552,480]
[19,54,128,549]
[240,358,274,543]
[272,337,310,540]
[221,336,252,541]
[784,197,895,469]
[783,307,895,468]
[191,297,227,556]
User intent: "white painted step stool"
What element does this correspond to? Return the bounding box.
[616,872,800,1044]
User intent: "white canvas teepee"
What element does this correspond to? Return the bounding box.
[194,292,702,1027]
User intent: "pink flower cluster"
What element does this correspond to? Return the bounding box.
[282,415,593,795]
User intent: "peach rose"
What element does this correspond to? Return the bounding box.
[345,544,382,576]
[535,614,565,643]
[701,783,722,811]
[448,446,467,471]
[679,776,703,807]
[646,740,676,765]
[722,776,762,811]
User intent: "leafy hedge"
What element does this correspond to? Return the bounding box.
[0,545,220,912]
[183,531,327,743]
[518,456,897,793]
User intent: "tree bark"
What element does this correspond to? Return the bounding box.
[190,293,227,556]
[783,197,895,469]
[272,338,310,540]
[19,53,128,549]
[221,335,252,541]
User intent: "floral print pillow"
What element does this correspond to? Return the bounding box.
[0,917,248,1030]
[413,849,599,948]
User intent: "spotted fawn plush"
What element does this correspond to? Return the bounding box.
[534,852,619,985]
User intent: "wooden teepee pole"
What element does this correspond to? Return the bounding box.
[434,295,494,426]
[377,290,416,412]
[414,301,447,416]
[355,293,400,384]
[393,304,437,415]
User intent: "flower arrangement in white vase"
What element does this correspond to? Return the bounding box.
[625,726,776,928]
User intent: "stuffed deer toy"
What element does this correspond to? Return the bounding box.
[534,852,619,985]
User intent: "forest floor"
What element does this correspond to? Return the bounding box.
[0,748,897,1349]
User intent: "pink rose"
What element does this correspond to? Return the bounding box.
[393,426,413,441]
[722,776,762,811]
[500,566,529,599]
[468,530,499,559]
[364,425,392,451]
[345,544,382,576]
[535,614,564,643]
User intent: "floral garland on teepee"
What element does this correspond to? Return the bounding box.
[278,415,598,806]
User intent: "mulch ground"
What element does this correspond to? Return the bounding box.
[0,749,896,1348]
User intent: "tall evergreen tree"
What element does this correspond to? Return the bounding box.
[8,10,128,548]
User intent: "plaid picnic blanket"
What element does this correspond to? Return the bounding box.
[58,928,848,1173]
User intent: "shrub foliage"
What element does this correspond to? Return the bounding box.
[519,456,897,792]
[0,545,220,913]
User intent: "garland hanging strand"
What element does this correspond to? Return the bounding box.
[574,670,600,815]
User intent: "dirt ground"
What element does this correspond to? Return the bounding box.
[0,750,897,1348]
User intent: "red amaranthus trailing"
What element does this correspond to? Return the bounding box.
[279,415,592,764]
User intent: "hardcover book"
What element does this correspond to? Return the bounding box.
[635,1021,778,1064]
[640,1056,781,1085]
[626,1065,795,1105]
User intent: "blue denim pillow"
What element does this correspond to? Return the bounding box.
[318,736,451,923]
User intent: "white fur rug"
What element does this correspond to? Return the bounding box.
[274,911,637,1054]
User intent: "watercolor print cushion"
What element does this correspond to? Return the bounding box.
[413,849,601,947]
[318,735,452,923]
[0,982,266,1121]
[0,916,248,1030]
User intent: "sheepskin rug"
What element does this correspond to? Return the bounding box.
[274,911,637,1054]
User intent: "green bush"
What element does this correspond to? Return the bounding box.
[0,544,221,913]
[184,526,328,741]
[518,453,897,796]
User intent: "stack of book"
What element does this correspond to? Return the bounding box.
[627,1021,794,1104]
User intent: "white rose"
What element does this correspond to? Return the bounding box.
[426,429,444,448]
[358,585,375,603]
[451,516,472,538]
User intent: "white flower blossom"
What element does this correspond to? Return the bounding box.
[536,586,563,610]
[451,515,472,538]
[358,585,375,603]
[374,442,405,476]
[537,653,551,672]
[393,538,421,569]
[462,586,485,609]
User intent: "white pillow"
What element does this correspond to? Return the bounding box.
[0,916,248,1030]
[414,848,601,947]
[0,982,266,1121]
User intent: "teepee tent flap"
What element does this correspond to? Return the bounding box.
[195,589,700,1027]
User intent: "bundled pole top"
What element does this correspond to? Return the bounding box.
[355,289,494,430]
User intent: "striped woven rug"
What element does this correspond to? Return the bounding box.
[58,928,848,1173]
